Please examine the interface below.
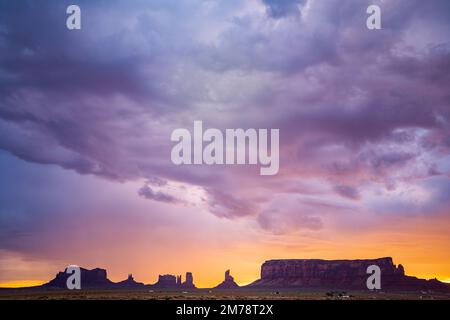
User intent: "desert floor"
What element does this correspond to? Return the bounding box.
[1,289,450,300]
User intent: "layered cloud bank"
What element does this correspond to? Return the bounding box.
[0,0,449,286]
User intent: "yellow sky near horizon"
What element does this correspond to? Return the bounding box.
[1,195,449,289]
[1,226,449,289]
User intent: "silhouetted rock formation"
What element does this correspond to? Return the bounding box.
[12,258,448,293]
[43,267,114,289]
[248,258,450,291]
[182,272,196,289]
[152,272,197,289]
[214,270,239,289]
[154,274,178,288]
[21,266,199,291]
[115,274,145,288]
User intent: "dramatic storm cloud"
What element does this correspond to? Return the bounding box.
[1,0,450,226]
[0,0,450,286]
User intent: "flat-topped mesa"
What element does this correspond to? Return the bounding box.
[44,267,114,289]
[154,274,178,288]
[261,257,401,279]
[248,257,449,291]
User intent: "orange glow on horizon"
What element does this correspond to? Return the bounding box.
[1,267,450,289]
[0,280,46,288]
[1,210,449,289]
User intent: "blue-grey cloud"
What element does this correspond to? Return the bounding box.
[262,0,306,18]
[138,184,180,204]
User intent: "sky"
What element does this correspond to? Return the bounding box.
[0,0,450,288]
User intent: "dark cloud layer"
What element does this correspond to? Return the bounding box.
[0,0,449,236]
[138,184,179,204]
[262,0,306,18]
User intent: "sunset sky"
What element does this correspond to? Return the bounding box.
[1,0,450,288]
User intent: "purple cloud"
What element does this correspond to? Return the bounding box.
[334,185,360,200]
[0,0,449,236]
[138,184,180,204]
[262,0,306,18]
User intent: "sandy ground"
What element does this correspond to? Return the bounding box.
[1,289,450,300]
